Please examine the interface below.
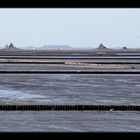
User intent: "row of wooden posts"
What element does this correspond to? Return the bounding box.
[0,105,140,111]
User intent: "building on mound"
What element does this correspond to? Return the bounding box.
[3,43,20,50]
[122,46,127,50]
[9,43,15,48]
[95,43,108,55]
[97,43,107,49]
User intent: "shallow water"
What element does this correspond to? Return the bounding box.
[0,111,140,132]
[0,74,140,105]
[0,74,140,132]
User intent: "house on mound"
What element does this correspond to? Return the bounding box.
[122,46,127,50]
[3,43,21,51]
[97,43,107,50]
[95,43,108,55]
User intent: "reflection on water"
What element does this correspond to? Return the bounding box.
[0,74,140,105]
[0,74,140,131]
[0,111,140,132]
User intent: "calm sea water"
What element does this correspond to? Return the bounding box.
[0,74,140,131]
[0,74,140,105]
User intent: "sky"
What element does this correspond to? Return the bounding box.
[0,8,140,49]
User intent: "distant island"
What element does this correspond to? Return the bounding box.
[0,43,140,52]
[40,45,72,50]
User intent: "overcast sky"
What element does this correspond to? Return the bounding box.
[0,8,140,49]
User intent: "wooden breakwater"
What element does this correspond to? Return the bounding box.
[0,61,139,64]
[0,70,139,74]
[0,105,140,111]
